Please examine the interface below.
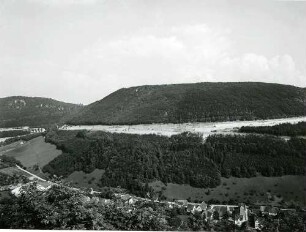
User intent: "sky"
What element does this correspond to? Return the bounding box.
[0,0,305,104]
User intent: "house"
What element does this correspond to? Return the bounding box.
[187,203,195,213]
[235,204,249,226]
[128,197,138,205]
[255,219,263,230]
[119,194,138,205]
[193,205,204,213]
[11,182,50,197]
[260,205,267,214]
[90,196,100,204]
[268,207,278,216]
[260,205,277,216]
[81,196,91,203]
[239,204,248,221]
[205,210,213,221]
[200,201,207,211]
[100,199,111,204]
[211,205,228,218]
[167,202,175,209]
[176,199,188,207]
[120,194,131,201]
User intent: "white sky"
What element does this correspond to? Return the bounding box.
[0,0,305,104]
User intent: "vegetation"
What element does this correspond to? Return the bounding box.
[42,130,306,197]
[0,130,30,138]
[0,181,304,231]
[0,155,23,169]
[43,130,221,196]
[0,183,167,230]
[0,156,27,185]
[0,96,82,128]
[0,173,28,186]
[0,133,44,147]
[239,121,306,136]
[206,134,306,177]
[1,136,62,169]
[151,176,306,205]
[68,82,306,125]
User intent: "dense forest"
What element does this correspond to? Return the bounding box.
[0,155,23,169]
[206,134,306,178]
[43,130,221,196]
[0,155,27,186]
[0,96,82,128]
[0,130,30,138]
[42,130,306,196]
[68,82,306,125]
[239,121,306,136]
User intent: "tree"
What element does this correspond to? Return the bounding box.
[76,130,86,139]
[213,211,220,220]
[222,211,230,220]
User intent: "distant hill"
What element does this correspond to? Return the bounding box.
[68,82,306,125]
[0,96,83,128]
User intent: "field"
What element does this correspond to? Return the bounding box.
[150,175,306,206]
[64,169,105,189]
[0,136,62,169]
[61,116,306,139]
[0,166,31,178]
[0,141,25,155]
[0,190,11,201]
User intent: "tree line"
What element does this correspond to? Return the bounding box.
[0,133,44,147]
[0,130,30,138]
[43,131,221,196]
[239,121,306,136]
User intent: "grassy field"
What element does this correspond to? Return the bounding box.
[0,136,62,169]
[0,190,11,201]
[150,175,306,206]
[63,116,306,139]
[0,141,25,156]
[0,166,31,177]
[64,169,105,189]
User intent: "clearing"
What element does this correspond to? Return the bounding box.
[61,116,306,139]
[64,169,105,189]
[150,175,306,206]
[0,136,62,169]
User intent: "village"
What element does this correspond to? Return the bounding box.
[113,191,300,231]
[1,170,301,232]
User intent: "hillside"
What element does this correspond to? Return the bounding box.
[42,130,306,199]
[68,82,306,125]
[0,96,83,128]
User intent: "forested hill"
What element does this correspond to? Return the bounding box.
[0,96,83,128]
[43,130,306,197]
[68,82,306,125]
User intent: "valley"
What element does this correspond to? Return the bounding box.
[61,116,306,139]
[0,85,305,231]
[1,117,305,204]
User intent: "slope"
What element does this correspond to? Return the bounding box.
[68,82,306,125]
[0,96,83,127]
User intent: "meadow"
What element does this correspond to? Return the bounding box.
[150,175,306,206]
[61,116,306,139]
[0,136,62,169]
[64,169,105,189]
